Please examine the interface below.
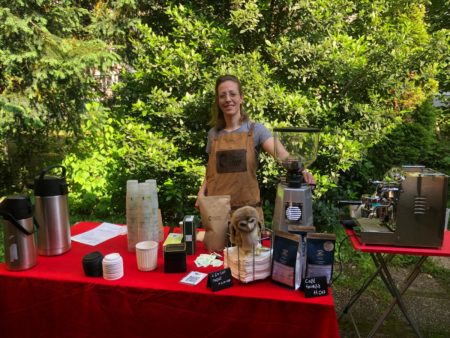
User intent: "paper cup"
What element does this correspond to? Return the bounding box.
[136,241,158,271]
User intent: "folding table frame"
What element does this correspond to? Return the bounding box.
[339,229,450,338]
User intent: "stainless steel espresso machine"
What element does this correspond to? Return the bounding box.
[350,165,448,248]
[272,128,320,232]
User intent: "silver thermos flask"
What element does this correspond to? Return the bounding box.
[0,195,38,271]
[34,165,71,256]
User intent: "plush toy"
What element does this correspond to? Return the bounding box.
[229,206,262,254]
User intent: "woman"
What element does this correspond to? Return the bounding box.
[195,74,315,220]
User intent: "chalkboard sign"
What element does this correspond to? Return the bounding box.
[303,276,328,298]
[207,268,233,292]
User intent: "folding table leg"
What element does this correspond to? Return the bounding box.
[367,256,427,338]
[338,255,395,321]
[369,254,423,338]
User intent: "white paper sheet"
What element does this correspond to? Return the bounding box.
[71,222,128,246]
[179,271,208,285]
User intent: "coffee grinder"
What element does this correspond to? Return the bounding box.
[272,128,320,232]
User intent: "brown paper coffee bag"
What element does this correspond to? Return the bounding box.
[198,195,231,252]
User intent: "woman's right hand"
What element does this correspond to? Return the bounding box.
[195,192,204,210]
[195,179,207,209]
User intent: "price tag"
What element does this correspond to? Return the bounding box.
[303,276,328,298]
[207,268,233,292]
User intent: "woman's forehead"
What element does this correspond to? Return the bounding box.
[218,80,240,93]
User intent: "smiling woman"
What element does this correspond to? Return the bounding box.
[195,75,315,229]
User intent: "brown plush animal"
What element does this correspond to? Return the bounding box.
[229,206,262,254]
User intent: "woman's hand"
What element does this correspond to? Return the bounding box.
[195,192,205,210]
[195,178,207,209]
[302,170,316,186]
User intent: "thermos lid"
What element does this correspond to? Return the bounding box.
[0,195,33,220]
[34,165,68,197]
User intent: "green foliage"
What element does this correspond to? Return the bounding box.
[0,1,448,227]
[0,0,119,194]
[337,100,450,201]
[62,102,204,223]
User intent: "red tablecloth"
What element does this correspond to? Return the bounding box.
[0,222,340,338]
[345,229,450,256]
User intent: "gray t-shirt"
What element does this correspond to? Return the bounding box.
[206,121,272,161]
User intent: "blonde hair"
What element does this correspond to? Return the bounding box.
[210,74,249,130]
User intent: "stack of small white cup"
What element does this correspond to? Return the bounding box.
[126,179,160,252]
[126,180,140,251]
[102,253,124,280]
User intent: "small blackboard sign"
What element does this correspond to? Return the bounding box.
[207,268,233,292]
[303,276,328,298]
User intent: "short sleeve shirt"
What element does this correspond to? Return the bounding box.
[206,121,272,162]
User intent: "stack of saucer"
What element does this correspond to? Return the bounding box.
[102,253,124,280]
[224,246,272,283]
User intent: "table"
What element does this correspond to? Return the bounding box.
[0,222,340,338]
[341,228,450,338]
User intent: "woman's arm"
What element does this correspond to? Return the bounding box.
[262,136,316,185]
[262,136,289,160]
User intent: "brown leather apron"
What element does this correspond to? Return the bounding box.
[206,123,261,213]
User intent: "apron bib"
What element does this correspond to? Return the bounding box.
[206,123,261,209]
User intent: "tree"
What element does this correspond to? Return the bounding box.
[1,1,448,227]
[64,0,447,224]
[0,0,118,192]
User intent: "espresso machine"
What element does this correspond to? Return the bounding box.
[348,165,448,248]
[272,128,320,232]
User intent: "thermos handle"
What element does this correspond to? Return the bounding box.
[0,211,35,236]
[33,216,40,229]
[39,165,66,180]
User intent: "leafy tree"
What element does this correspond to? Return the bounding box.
[1,1,448,228]
[0,0,118,192]
[87,0,447,226]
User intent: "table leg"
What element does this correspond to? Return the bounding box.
[368,254,423,338]
[338,255,394,320]
[369,256,427,334]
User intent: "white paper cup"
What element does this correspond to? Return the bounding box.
[136,241,158,271]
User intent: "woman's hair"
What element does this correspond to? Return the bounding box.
[210,74,249,129]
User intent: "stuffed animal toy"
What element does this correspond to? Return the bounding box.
[229,206,262,254]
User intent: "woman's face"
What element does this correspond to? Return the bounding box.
[217,80,243,118]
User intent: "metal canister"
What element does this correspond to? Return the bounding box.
[0,195,38,271]
[34,165,71,256]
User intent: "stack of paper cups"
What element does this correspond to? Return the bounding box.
[144,179,160,242]
[126,180,139,251]
[126,179,160,252]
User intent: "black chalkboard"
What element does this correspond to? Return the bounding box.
[303,276,328,298]
[207,268,233,292]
